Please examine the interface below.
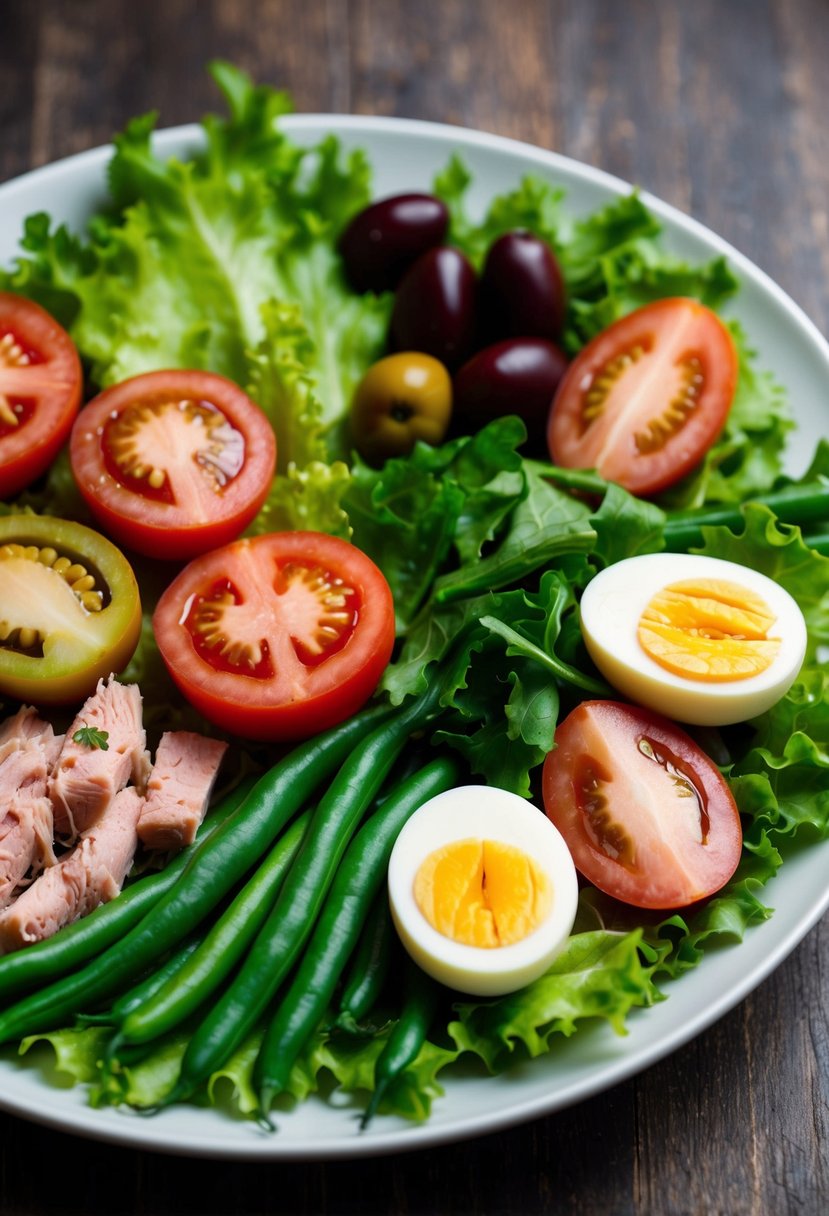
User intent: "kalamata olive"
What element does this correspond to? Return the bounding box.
[390,247,478,371]
[350,351,453,466]
[453,337,569,452]
[338,194,450,294]
[480,232,566,341]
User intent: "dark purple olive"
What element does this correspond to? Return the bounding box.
[453,337,569,452]
[390,246,479,371]
[338,193,449,294]
[480,232,566,342]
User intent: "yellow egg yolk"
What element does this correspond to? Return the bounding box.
[413,838,552,948]
[638,577,781,682]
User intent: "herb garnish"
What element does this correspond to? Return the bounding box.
[72,725,110,751]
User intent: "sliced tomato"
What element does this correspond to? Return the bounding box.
[542,700,742,909]
[0,293,83,499]
[153,531,395,741]
[0,514,142,705]
[69,370,276,560]
[547,298,737,496]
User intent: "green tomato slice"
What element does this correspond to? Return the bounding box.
[0,514,142,705]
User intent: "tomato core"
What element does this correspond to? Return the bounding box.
[153,531,395,742]
[101,397,246,509]
[183,560,359,678]
[70,370,276,560]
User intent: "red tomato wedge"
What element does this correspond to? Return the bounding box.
[547,298,737,495]
[69,370,276,560]
[0,293,83,499]
[153,531,395,741]
[542,700,742,909]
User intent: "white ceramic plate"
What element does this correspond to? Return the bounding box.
[0,116,827,1161]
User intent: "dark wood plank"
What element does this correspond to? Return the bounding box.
[1,2,828,1214]
[0,4,38,183]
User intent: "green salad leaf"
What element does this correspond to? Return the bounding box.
[1,62,388,474]
[449,930,655,1071]
[344,417,527,631]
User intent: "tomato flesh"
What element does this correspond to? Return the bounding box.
[153,532,395,742]
[547,298,737,495]
[0,293,82,498]
[70,370,276,560]
[542,700,742,909]
[0,514,142,705]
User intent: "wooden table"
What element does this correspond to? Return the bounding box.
[1,2,827,1212]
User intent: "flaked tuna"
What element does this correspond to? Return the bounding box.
[0,786,143,952]
[49,679,150,840]
[0,735,47,792]
[0,706,59,778]
[0,705,42,739]
[0,795,56,909]
[138,732,227,851]
[0,705,57,749]
[0,731,61,906]
[0,705,54,747]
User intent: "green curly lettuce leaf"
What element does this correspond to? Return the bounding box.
[448,930,655,1072]
[1,62,388,468]
[344,417,527,631]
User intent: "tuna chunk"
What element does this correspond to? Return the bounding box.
[0,736,47,793]
[49,679,150,840]
[0,735,60,906]
[0,709,59,780]
[138,732,228,852]
[0,796,57,910]
[0,787,143,952]
[0,705,54,747]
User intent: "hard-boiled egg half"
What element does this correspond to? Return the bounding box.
[580,553,807,726]
[388,785,578,997]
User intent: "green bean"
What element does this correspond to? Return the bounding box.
[534,461,829,554]
[164,686,444,1105]
[332,890,395,1036]
[0,703,393,1044]
[112,808,311,1052]
[0,778,256,1007]
[663,478,829,551]
[255,756,460,1116]
[77,935,204,1027]
[360,957,442,1129]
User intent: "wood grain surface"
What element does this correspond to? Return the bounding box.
[1,2,828,1213]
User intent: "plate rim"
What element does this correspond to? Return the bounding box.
[1,111,828,1161]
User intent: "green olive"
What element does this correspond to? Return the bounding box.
[350,352,452,466]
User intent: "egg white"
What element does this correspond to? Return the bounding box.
[579,553,807,726]
[387,785,579,997]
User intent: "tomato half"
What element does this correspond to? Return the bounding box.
[0,293,83,499]
[69,370,276,560]
[153,531,396,741]
[547,298,737,496]
[542,700,742,909]
[0,514,142,705]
